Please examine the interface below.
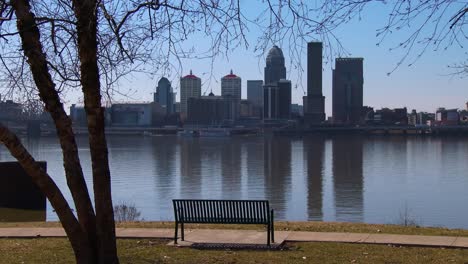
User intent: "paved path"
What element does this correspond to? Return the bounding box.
[1,228,468,249]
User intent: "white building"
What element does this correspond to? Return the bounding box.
[180,70,201,119]
[221,70,241,119]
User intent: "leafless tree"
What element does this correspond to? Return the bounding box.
[0,1,345,263]
[0,1,465,263]
[317,0,467,76]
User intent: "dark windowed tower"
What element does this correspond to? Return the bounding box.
[263,46,291,119]
[332,58,364,124]
[154,77,175,115]
[305,42,325,123]
[264,45,286,85]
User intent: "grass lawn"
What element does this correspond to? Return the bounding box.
[2,221,468,263]
[1,238,468,264]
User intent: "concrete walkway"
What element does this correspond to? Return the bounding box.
[1,227,468,249]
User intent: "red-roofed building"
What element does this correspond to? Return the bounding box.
[221,70,241,119]
[180,70,201,119]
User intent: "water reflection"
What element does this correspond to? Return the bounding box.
[1,135,468,228]
[264,136,291,220]
[303,135,325,221]
[333,135,364,222]
[221,139,242,199]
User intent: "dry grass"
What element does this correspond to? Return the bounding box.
[1,238,468,264]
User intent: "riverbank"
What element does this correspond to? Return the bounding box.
[1,222,468,263]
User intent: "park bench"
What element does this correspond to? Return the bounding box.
[172,199,275,246]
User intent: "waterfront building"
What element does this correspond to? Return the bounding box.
[373,107,408,125]
[70,104,112,126]
[417,112,435,125]
[304,42,325,124]
[408,109,418,125]
[70,104,87,126]
[111,103,153,126]
[332,58,364,125]
[291,104,304,117]
[361,106,374,124]
[460,110,468,124]
[187,92,236,126]
[264,45,286,84]
[0,99,22,121]
[247,80,263,118]
[221,70,241,119]
[278,79,292,119]
[180,70,201,119]
[435,108,459,126]
[263,46,292,120]
[240,99,254,117]
[247,80,263,106]
[154,77,175,115]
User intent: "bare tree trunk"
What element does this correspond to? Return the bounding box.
[0,124,94,264]
[11,0,99,262]
[71,0,119,263]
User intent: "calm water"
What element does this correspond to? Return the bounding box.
[1,135,468,228]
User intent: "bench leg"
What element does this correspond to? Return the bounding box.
[181,222,185,241]
[271,209,275,243]
[267,223,271,247]
[174,222,178,244]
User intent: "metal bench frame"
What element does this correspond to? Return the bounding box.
[172,199,275,246]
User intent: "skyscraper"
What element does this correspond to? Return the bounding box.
[278,79,291,119]
[180,70,201,118]
[263,46,291,119]
[247,80,263,107]
[221,70,241,119]
[264,45,286,85]
[332,58,364,124]
[305,42,325,123]
[247,80,263,118]
[154,77,175,115]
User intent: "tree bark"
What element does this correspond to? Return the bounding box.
[0,124,93,264]
[71,0,119,263]
[11,0,99,262]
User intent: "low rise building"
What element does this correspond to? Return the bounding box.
[435,108,459,126]
[111,103,152,126]
[373,107,408,125]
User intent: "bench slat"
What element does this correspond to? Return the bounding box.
[173,199,271,224]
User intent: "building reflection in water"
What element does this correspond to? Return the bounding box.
[179,138,202,197]
[151,136,178,217]
[332,135,364,222]
[221,138,242,199]
[264,136,291,220]
[303,135,325,221]
[245,138,265,199]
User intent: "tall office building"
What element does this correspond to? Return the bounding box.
[221,70,241,119]
[247,80,263,107]
[180,70,201,118]
[278,79,291,119]
[264,45,286,85]
[247,80,263,118]
[332,58,364,124]
[305,42,325,123]
[154,77,175,115]
[263,46,291,119]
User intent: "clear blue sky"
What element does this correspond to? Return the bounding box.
[92,1,467,117]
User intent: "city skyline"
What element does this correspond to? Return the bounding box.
[12,2,464,117]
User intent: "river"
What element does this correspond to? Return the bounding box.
[1,134,467,228]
